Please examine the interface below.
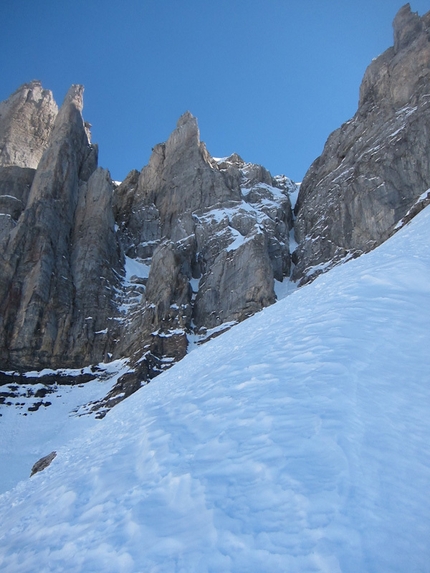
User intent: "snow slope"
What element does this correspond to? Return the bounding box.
[0,361,130,494]
[1,207,430,572]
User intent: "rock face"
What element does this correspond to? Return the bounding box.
[0,166,35,239]
[112,114,295,376]
[0,85,122,370]
[0,86,295,385]
[293,4,430,283]
[0,81,58,169]
[2,4,429,405]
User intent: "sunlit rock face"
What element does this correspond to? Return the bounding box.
[112,112,295,376]
[293,4,430,284]
[0,85,295,386]
[0,81,58,251]
[0,85,122,370]
[0,80,58,170]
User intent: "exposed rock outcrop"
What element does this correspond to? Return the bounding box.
[67,167,122,365]
[0,84,295,399]
[0,85,122,370]
[0,81,57,248]
[0,81,58,169]
[112,115,295,378]
[194,227,275,330]
[293,4,430,283]
[0,166,36,241]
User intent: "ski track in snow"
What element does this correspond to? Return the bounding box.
[1,208,430,572]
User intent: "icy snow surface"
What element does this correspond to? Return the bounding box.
[124,256,150,282]
[1,207,430,572]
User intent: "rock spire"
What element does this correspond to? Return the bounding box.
[0,80,58,169]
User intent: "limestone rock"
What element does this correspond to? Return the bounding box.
[113,169,161,258]
[67,167,122,365]
[0,166,36,243]
[145,240,193,321]
[109,122,295,394]
[0,85,93,368]
[393,3,423,54]
[0,81,295,405]
[194,228,276,330]
[133,111,240,241]
[0,166,35,218]
[0,84,121,370]
[0,81,58,169]
[293,5,430,284]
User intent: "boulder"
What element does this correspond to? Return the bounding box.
[30,451,57,477]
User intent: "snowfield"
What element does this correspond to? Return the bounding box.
[0,360,130,495]
[1,207,430,572]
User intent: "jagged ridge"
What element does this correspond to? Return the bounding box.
[0,4,429,413]
[0,90,296,406]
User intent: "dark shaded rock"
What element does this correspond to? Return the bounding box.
[293,5,430,284]
[67,167,122,365]
[393,3,423,54]
[92,369,146,418]
[30,451,56,477]
[112,169,158,258]
[0,166,36,244]
[27,400,51,412]
[0,166,35,217]
[145,240,193,323]
[3,370,98,386]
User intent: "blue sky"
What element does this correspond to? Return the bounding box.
[1,1,429,182]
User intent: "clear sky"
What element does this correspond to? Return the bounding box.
[1,1,429,182]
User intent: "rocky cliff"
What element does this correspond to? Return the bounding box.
[1,4,429,408]
[0,80,58,170]
[0,85,295,393]
[110,114,295,396]
[293,3,430,283]
[0,84,122,370]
